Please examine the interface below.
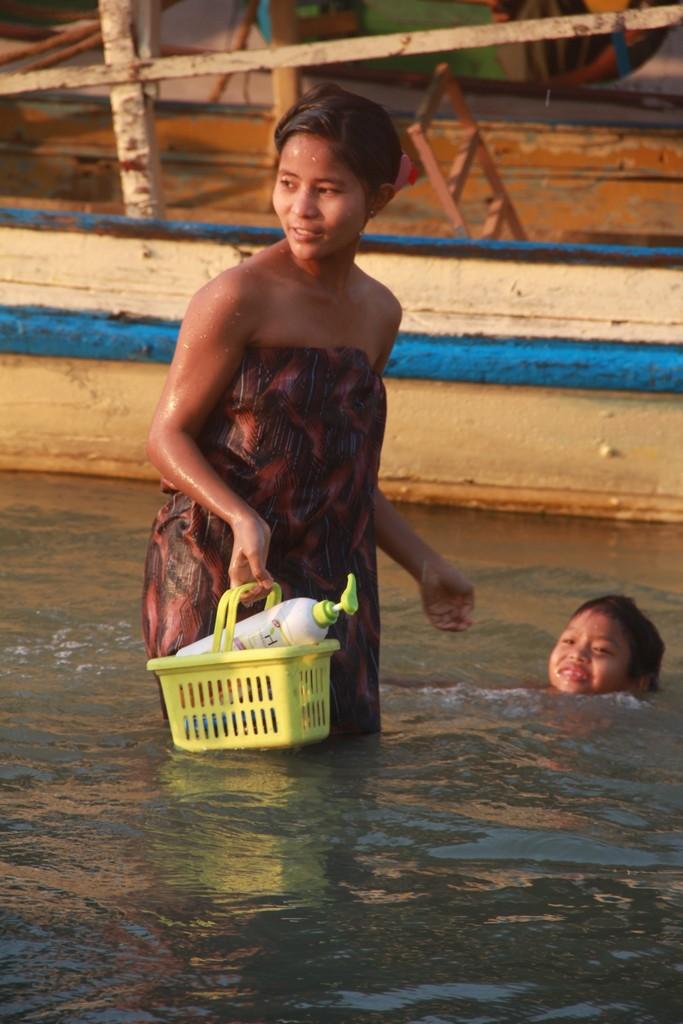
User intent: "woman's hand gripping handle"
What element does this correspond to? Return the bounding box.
[228,507,274,604]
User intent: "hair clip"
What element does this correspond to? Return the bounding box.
[393,152,419,191]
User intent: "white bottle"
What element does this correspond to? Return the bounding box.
[176,574,358,657]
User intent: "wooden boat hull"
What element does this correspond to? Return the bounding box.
[1,207,682,521]
[1,94,682,246]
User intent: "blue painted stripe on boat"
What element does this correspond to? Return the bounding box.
[2,205,682,268]
[361,232,683,268]
[1,305,682,393]
[0,305,177,364]
[0,205,285,249]
[389,333,683,392]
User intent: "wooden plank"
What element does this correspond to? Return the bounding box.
[3,303,682,393]
[381,377,683,521]
[98,0,164,218]
[270,0,299,129]
[2,353,682,520]
[448,133,477,204]
[297,10,359,41]
[208,0,260,104]
[0,20,99,69]
[0,6,680,96]
[17,29,102,72]
[1,217,682,345]
[0,353,164,481]
[408,121,469,235]
[2,205,682,268]
[413,66,526,240]
[1,96,681,243]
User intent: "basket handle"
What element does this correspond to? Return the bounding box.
[211,581,283,653]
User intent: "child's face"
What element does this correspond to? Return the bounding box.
[548,609,646,695]
[272,133,370,260]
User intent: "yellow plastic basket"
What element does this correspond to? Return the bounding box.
[146,582,338,752]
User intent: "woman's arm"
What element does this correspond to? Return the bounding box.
[369,288,473,630]
[374,489,474,631]
[146,270,273,597]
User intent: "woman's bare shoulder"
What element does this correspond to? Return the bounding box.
[183,243,284,328]
[356,271,402,371]
[361,270,402,322]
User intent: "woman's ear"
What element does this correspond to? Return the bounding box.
[369,183,396,218]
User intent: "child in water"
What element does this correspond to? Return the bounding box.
[547,595,664,695]
[384,594,663,696]
[142,83,475,734]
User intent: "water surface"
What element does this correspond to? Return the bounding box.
[2,473,682,1024]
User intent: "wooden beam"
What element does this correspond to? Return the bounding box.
[1,5,680,97]
[409,64,527,240]
[0,21,99,69]
[208,0,260,104]
[270,0,300,127]
[0,1,94,23]
[98,0,164,219]
[134,0,164,210]
[17,30,102,72]
[135,0,161,64]
[297,10,359,41]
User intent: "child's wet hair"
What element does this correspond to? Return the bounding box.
[274,83,402,194]
[570,595,664,690]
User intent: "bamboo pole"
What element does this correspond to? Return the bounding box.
[1,5,680,97]
[98,0,164,219]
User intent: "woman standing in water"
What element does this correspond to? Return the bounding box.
[142,84,474,733]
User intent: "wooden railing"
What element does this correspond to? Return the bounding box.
[1,1,681,218]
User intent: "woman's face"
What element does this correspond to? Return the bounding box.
[548,609,646,695]
[272,133,370,261]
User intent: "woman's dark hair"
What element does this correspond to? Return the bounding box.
[274,83,402,194]
[571,595,665,691]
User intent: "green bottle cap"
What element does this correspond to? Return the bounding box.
[339,573,358,615]
[311,573,359,627]
[312,600,339,627]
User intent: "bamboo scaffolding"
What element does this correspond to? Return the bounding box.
[0,5,680,97]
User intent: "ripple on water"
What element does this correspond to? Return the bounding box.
[2,476,683,1024]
